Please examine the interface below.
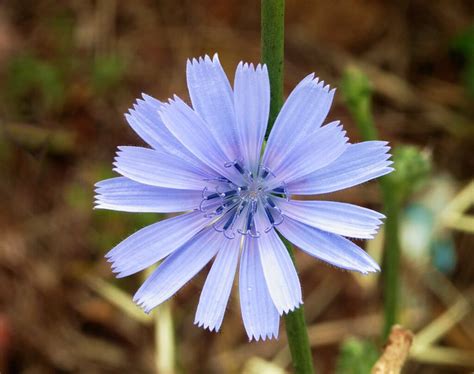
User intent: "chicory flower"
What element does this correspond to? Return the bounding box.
[95,54,393,340]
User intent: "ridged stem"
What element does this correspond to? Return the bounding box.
[262,1,315,372]
[262,0,284,137]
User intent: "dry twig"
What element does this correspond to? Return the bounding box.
[372,325,413,374]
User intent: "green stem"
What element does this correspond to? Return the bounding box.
[280,237,315,374]
[262,1,314,373]
[340,68,401,340]
[380,180,400,339]
[261,0,284,137]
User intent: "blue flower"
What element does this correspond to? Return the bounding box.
[95,54,393,341]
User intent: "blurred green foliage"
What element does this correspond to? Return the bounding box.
[340,67,373,105]
[6,54,66,116]
[452,25,474,98]
[336,338,379,374]
[4,10,127,119]
[49,10,76,53]
[387,145,432,203]
[92,54,127,94]
[340,67,376,141]
[340,65,433,200]
[5,52,126,119]
[2,123,75,154]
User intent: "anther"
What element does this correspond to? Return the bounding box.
[234,162,245,175]
[265,196,277,208]
[225,159,252,179]
[206,193,220,200]
[259,165,275,180]
[220,189,238,198]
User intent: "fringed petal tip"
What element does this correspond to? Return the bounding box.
[114,146,128,157]
[278,300,304,316]
[247,330,279,342]
[133,298,153,314]
[104,247,148,279]
[114,271,129,279]
[352,254,381,274]
[349,259,381,275]
[366,263,381,274]
[327,260,380,276]
[369,208,387,219]
[237,61,268,73]
[140,92,161,105]
[186,53,220,67]
[159,94,184,111]
[302,73,335,95]
[125,93,161,112]
[194,319,221,333]
[132,291,153,312]
[94,179,109,189]
[107,259,129,278]
[92,199,103,210]
[111,265,128,279]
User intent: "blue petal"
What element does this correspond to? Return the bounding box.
[277,216,380,274]
[257,229,302,314]
[276,197,384,239]
[113,146,212,190]
[106,211,209,278]
[134,227,222,313]
[288,141,393,194]
[239,238,280,341]
[186,54,239,161]
[194,237,240,332]
[125,95,165,150]
[127,95,216,174]
[263,74,335,169]
[95,177,202,213]
[265,122,349,189]
[159,96,244,185]
[234,62,270,171]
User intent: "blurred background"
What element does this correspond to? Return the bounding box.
[0,0,473,373]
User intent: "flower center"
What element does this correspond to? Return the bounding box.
[199,160,287,239]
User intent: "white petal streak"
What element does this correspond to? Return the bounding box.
[95,177,202,213]
[195,237,240,332]
[263,74,335,168]
[288,141,393,194]
[234,62,270,171]
[277,216,380,274]
[113,146,211,190]
[239,238,279,341]
[266,122,349,189]
[186,54,239,160]
[277,198,384,239]
[257,230,302,314]
[134,228,223,313]
[106,211,209,278]
[159,96,243,185]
